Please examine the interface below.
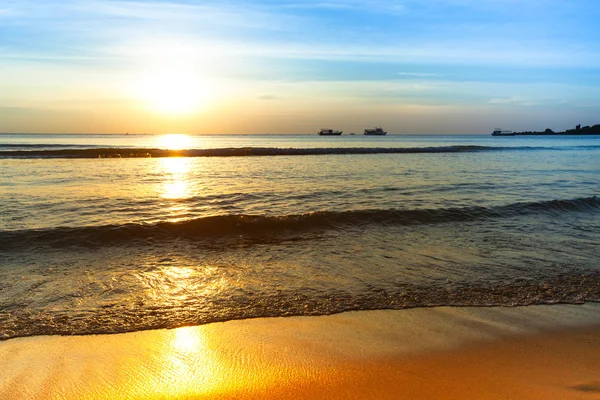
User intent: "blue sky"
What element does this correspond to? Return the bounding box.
[1,0,600,133]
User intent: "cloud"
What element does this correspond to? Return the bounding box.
[3,0,599,69]
[72,0,302,31]
[276,0,408,14]
[397,72,442,78]
[2,1,600,113]
[488,97,538,106]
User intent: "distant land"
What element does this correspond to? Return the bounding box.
[495,124,600,136]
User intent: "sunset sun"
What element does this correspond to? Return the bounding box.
[139,69,212,115]
[133,42,213,116]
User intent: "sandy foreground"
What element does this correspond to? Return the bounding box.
[1,303,600,400]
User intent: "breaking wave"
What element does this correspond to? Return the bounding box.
[2,145,599,158]
[2,196,598,249]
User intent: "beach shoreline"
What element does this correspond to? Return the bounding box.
[2,303,600,399]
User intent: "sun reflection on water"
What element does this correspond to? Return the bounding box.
[160,158,192,196]
[163,180,190,200]
[158,157,194,221]
[156,133,195,150]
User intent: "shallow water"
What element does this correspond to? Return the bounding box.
[1,134,599,339]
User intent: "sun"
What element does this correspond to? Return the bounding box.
[139,69,212,115]
[134,42,213,115]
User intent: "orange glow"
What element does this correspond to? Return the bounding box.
[172,326,204,353]
[138,70,213,115]
[160,157,192,199]
[155,133,194,150]
[162,181,189,200]
[133,42,214,116]
[158,157,193,222]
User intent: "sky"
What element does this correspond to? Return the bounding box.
[1,0,600,134]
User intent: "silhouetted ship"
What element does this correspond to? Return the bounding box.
[364,127,387,135]
[491,129,515,136]
[318,129,343,136]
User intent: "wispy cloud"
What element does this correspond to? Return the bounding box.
[2,0,600,133]
[74,0,300,30]
[3,0,599,67]
[275,0,408,14]
[488,97,539,107]
[397,72,442,78]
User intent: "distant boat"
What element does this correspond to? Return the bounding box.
[318,129,343,136]
[364,127,387,135]
[491,129,515,136]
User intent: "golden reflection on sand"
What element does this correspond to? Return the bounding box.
[172,325,203,353]
[1,304,600,400]
[107,326,227,399]
[133,322,310,399]
[155,327,223,397]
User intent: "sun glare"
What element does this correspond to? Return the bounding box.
[157,133,194,150]
[158,157,194,221]
[159,157,193,201]
[140,70,212,115]
[134,42,214,115]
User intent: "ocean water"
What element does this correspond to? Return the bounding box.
[0,133,599,340]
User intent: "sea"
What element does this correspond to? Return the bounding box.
[0,133,599,340]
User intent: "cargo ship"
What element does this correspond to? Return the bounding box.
[491,129,515,136]
[364,127,387,135]
[318,129,343,136]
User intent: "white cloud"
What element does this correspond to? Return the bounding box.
[74,0,300,30]
[397,72,442,77]
[277,0,408,14]
[488,96,538,106]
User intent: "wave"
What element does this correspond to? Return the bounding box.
[1,145,598,158]
[1,196,598,249]
[2,271,599,340]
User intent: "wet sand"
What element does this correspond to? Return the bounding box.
[1,303,600,399]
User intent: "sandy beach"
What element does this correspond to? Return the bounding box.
[1,303,600,399]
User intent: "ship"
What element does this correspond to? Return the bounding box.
[364,127,387,135]
[491,129,515,136]
[318,129,343,136]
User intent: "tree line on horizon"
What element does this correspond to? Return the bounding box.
[515,124,600,135]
